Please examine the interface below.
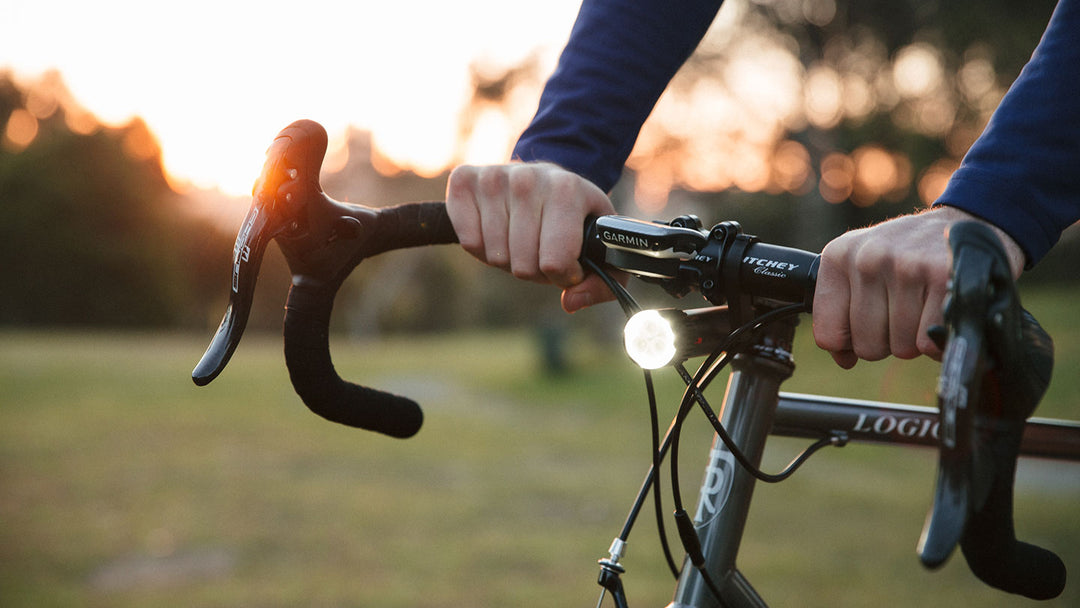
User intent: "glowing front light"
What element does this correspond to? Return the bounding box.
[624,310,678,369]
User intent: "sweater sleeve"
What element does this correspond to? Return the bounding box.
[936,0,1080,267]
[512,0,724,192]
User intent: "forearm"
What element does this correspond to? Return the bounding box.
[935,0,1080,268]
[513,0,724,191]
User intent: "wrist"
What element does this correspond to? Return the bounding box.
[928,205,1026,278]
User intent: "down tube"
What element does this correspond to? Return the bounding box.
[669,317,797,608]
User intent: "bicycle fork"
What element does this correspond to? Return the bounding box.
[669,317,797,608]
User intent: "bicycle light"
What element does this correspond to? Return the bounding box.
[624,310,678,369]
[624,307,734,369]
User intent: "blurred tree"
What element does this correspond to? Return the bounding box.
[619,0,1062,251]
[2,0,1072,332]
[0,74,232,327]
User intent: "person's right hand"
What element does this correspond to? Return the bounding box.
[446,162,619,313]
[812,206,1026,369]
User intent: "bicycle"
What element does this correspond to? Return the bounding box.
[192,119,1080,606]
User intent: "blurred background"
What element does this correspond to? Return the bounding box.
[2,0,1078,606]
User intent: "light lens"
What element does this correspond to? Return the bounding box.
[624,310,678,369]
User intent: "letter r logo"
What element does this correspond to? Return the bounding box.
[694,447,736,525]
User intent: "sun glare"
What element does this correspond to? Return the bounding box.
[2,0,583,196]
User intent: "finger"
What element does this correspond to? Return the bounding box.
[830,349,859,370]
[475,166,510,269]
[812,237,856,357]
[848,247,891,361]
[539,201,586,287]
[915,282,950,360]
[561,274,619,313]
[884,242,953,360]
[886,263,930,360]
[538,172,613,288]
[445,166,485,260]
[506,165,545,282]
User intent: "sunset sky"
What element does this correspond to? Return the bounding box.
[5,0,982,212]
[2,0,585,195]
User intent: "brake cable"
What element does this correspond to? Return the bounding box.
[662,304,848,604]
[672,304,845,484]
[586,259,845,600]
[585,257,682,579]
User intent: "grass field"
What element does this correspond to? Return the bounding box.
[2,287,1078,607]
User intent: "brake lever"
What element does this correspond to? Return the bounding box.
[918,221,1064,600]
[190,121,327,385]
[917,240,992,565]
[192,119,457,438]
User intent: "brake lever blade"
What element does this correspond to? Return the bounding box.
[191,201,277,384]
[917,222,1065,600]
[917,222,1003,566]
[917,316,985,567]
[191,126,300,385]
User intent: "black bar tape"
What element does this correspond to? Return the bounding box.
[283,283,423,439]
[370,201,459,254]
[959,420,1066,600]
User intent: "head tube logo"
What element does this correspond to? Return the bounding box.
[694,447,736,525]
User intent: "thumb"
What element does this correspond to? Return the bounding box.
[561,273,622,313]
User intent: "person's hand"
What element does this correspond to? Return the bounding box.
[813,206,1025,368]
[446,162,619,312]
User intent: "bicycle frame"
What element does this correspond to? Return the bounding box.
[195,120,1080,607]
[668,314,799,608]
[664,316,1079,608]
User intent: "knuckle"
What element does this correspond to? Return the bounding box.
[852,240,889,279]
[454,230,484,257]
[891,258,924,284]
[446,165,477,197]
[916,333,944,359]
[485,252,509,269]
[547,170,586,207]
[476,166,508,200]
[459,237,484,257]
[508,164,541,201]
[820,227,865,262]
[537,255,565,278]
[539,257,581,288]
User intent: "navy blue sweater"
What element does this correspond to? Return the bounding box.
[513,0,1080,266]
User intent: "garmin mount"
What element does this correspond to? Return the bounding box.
[191,119,457,438]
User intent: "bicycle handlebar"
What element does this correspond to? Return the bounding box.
[191,119,819,437]
[192,120,457,438]
[279,200,457,438]
[192,119,1065,599]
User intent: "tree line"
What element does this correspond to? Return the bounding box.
[2,0,1075,330]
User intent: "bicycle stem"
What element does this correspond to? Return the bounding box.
[583,215,819,324]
